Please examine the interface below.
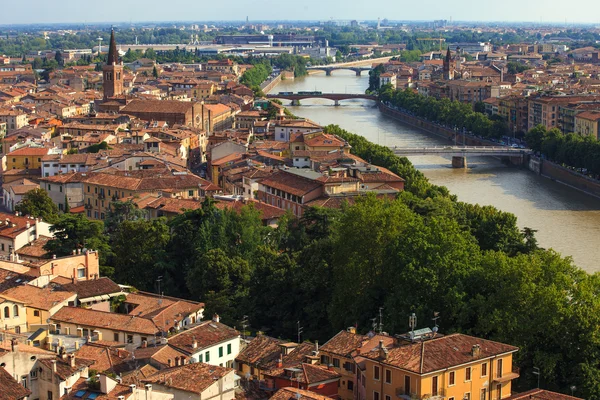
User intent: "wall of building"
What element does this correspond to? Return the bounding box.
[191,337,240,368]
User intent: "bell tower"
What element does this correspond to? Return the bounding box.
[103,28,124,100]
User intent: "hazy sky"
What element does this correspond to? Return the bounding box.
[2,0,600,25]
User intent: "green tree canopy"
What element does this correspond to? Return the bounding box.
[15,188,59,223]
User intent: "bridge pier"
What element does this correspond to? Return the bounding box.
[325,69,332,76]
[334,100,340,106]
[355,70,362,76]
[452,156,467,169]
[291,100,301,106]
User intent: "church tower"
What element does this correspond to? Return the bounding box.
[443,47,453,80]
[103,29,124,101]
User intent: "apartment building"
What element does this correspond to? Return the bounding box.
[0,110,28,133]
[358,332,518,400]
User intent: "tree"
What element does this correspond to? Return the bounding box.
[44,214,111,263]
[152,65,159,79]
[15,188,59,223]
[367,64,385,92]
[111,218,170,290]
[63,196,70,214]
[104,200,145,233]
[525,125,547,153]
[54,50,64,67]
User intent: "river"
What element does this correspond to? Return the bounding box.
[271,71,600,273]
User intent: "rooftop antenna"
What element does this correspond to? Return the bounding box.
[241,315,248,340]
[409,313,417,340]
[432,311,440,335]
[297,321,303,343]
[378,307,384,334]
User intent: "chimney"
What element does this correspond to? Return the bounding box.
[378,340,388,360]
[277,357,283,368]
[212,314,220,323]
[192,337,198,349]
[69,354,76,368]
[314,340,319,354]
[51,360,57,373]
[10,339,18,352]
[26,221,30,229]
[74,341,80,350]
[471,344,481,358]
[129,385,136,393]
[347,326,357,334]
[142,340,148,348]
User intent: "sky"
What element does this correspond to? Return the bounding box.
[1,0,600,25]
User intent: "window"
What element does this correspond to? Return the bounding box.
[189,190,194,197]
[321,355,330,365]
[385,369,392,384]
[497,359,503,378]
[333,358,340,368]
[432,376,438,396]
[449,371,455,386]
[347,381,354,391]
[219,346,223,357]
[34,310,40,317]
[464,393,471,400]
[481,362,487,377]
[198,354,203,363]
[59,186,62,193]
[3,306,8,318]
[373,392,380,400]
[48,391,53,400]
[496,384,502,398]
[13,305,18,317]
[114,333,119,342]
[385,396,391,400]
[465,367,471,381]
[205,351,210,362]
[77,268,85,278]
[127,335,133,343]
[373,365,380,381]
[227,343,232,355]
[480,388,487,400]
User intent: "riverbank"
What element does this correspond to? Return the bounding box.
[379,102,600,199]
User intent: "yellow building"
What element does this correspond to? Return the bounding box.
[80,170,212,220]
[574,111,600,139]
[0,296,27,334]
[6,147,50,170]
[358,332,518,400]
[319,328,369,400]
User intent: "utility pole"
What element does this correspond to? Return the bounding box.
[297,321,303,344]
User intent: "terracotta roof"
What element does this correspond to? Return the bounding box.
[143,363,233,394]
[168,320,239,354]
[51,307,160,336]
[214,199,286,222]
[364,333,518,374]
[505,389,583,400]
[258,170,322,197]
[74,343,132,374]
[55,277,123,300]
[235,335,285,365]
[120,363,159,386]
[38,356,94,380]
[15,235,52,258]
[0,284,76,311]
[133,344,189,368]
[62,377,133,400]
[270,387,332,400]
[7,147,50,156]
[203,103,231,115]
[0,212,42,239]
[121,99,196,115]
[0,367,31,400]
[320,330,367,357]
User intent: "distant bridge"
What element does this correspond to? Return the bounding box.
[390,146,532,168]
[266,93,378,106]
[306,66,373,76]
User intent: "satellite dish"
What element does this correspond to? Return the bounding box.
[46,318,51,323]
[432,326,438,334]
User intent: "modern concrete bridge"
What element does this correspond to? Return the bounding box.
[390,146,532,168]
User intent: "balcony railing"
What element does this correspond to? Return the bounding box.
[395,388,419,399]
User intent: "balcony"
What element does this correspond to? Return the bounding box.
[396,388,419,399]
[493,367,520,383]
[421,388,446,400]
[98,192,105,199]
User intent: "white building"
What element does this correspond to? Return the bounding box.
[274,119,321,142]
[0,212,53,257]
[168,315,241,368]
